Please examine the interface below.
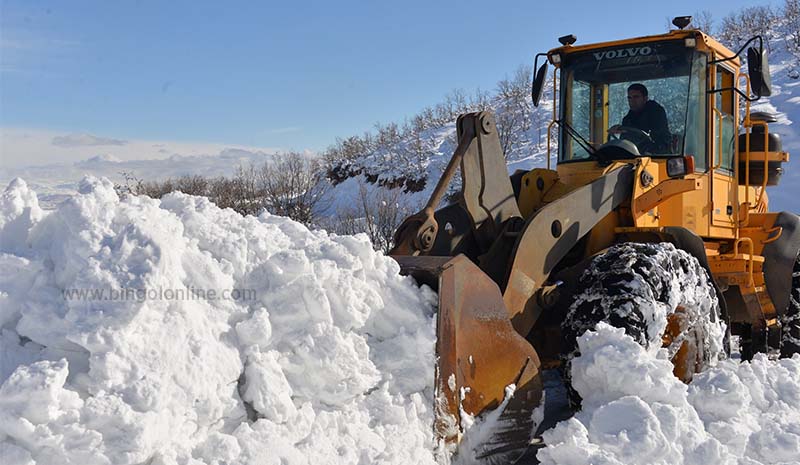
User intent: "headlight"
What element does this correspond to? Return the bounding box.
[667,156,695,178]
[550,53,561,65]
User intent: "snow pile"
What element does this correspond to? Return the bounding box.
[0,177,438,465]
[537,323,800,465]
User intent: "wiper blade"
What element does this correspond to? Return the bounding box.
[556,119,597,156]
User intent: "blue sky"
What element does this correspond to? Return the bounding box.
[0,0,781,158]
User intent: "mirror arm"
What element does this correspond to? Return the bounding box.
[533,52,548,72]
[707,86,761,102]
[709,35,764,65]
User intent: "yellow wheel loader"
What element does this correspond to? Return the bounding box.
[390,18,798,463]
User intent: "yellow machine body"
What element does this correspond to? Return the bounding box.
[390,27,796,463]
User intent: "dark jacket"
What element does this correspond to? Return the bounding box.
[622,100,671,153]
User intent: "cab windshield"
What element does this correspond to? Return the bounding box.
[559,40,707,169]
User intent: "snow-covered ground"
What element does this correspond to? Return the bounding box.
[538,325,800,465]
[1,178,799,465]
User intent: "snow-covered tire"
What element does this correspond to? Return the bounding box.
[780,252,800,358]
[560,242,726,407]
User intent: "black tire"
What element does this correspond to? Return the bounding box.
[780,253,800,358]
[560,242,726,408]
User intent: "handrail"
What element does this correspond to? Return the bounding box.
[546,69,558,170]
[711,107,724,171]
[545,120,557,171]
[739,74,753,210]
[761,226,783,244]
[735,73,749,228]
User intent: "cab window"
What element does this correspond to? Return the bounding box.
[714,67,736,173]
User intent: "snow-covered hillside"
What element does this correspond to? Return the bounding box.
[758,35,800,212]
[325,32,799,215]
[1,178,798,465]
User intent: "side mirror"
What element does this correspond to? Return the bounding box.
[748,46,772,98]
[531,62,548,107]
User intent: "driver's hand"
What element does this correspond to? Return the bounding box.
[608,125,622,134]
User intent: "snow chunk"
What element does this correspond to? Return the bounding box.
[0,359,80,424]
[0,178,44,256]
[235,307,272,348]
[240,350,296,422]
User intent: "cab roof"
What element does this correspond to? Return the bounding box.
[548,29,740,67]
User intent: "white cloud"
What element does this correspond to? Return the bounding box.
[51,133,128,148]
[0,127,284,168]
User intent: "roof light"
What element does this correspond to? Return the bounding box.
[672,16,692,29]
[685,37,696,48]
[558,34,577,46]
[550,53,561,65]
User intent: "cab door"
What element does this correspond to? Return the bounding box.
[710,64,737,234]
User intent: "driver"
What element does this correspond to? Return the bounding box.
[609,83,671,153]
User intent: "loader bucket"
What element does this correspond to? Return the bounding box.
[393,254,544,462]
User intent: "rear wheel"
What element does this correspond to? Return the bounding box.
[780,252,800,358]
[560,242,726,407]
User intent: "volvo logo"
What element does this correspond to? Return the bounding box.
[593,46,653,61]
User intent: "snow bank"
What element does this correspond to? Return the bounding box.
[0,177,438,465]
[537,323,800,465]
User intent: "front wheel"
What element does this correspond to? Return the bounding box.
[560,242,727,407]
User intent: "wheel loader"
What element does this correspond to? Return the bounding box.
[390,18,799,463]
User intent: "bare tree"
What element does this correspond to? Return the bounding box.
[719,6,777,52]
[495,65,533,158]
[785,0,800,63]
[692,11,714,34]
[114,171,145,197]
[175,175,210,196]
[118,172,212,200]
[469,87,492,112]
[257,152,330,226]
[330,180,417,253]
[111,158,330,225]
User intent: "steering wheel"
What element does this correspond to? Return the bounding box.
[608,125,654,145]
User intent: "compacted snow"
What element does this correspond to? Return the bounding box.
[1,178,799,465]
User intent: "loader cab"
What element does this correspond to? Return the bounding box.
[533,29,783,239]
[555,37,707,167]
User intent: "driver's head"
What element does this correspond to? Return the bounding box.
[627,83,648,113]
